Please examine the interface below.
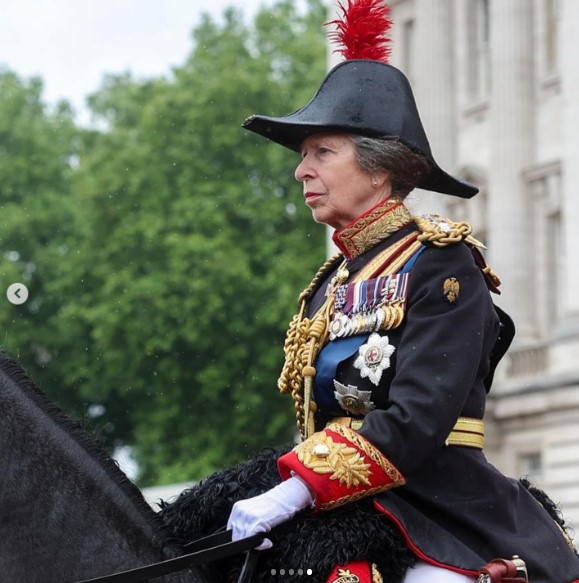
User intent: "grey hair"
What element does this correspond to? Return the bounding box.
[349,135,432,200]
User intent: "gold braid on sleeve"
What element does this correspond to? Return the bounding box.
[277,254,343,439]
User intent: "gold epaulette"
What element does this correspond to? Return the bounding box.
[413,214,485,249]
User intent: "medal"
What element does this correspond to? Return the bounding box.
[336,264,349,284]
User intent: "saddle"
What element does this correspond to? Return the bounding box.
[477,557,529,583]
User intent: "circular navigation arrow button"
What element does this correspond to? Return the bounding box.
[7,283,29,305]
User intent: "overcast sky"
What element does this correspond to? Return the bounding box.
[0,0,278,119]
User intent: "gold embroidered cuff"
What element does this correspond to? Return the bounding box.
[277,423,404,511]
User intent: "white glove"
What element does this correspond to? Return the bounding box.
[227,476,314,550]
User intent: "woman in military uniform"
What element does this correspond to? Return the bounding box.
[226,2,579,582]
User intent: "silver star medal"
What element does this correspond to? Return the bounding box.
[354,332,395,386]
[333,380,376,415]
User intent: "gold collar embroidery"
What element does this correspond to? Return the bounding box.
[332,199,413,260]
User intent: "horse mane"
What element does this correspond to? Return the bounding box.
[0,350,176,549]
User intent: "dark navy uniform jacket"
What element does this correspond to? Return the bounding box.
[304,223,579,583]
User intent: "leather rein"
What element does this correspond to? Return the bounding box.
[74,530,264,583]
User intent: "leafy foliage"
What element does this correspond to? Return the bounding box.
[0,0,326,484]
[0,70,82,412]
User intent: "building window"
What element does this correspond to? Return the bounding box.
[467,0,490,101]
[546,208,563,325]
[519,452,543,482]
[544,0,559,74]
[525,161,562,337]
[446,170,488,246]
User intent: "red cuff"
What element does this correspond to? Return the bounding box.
[278,423,404,511]
[325,561,378,583]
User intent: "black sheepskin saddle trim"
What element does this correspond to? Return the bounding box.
[160,445,415,583]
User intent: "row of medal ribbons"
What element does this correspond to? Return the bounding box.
[328,273,410,340]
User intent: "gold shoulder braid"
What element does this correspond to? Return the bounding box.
[413,214,503,291]
[413,214,485,249]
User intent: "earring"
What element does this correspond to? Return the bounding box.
[371,177,378,187]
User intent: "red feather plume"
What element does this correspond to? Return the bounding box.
[326,0,393,63]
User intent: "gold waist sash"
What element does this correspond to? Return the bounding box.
[327,416,484,450]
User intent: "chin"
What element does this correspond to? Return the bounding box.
[311,210,345,230]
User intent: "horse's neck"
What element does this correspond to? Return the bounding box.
[0,356,205,583]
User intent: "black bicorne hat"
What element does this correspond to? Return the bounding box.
[243,59,477,199]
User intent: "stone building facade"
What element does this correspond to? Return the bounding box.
[328,0,579,533]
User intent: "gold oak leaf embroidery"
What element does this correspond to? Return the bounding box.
[332,570,361,583]
[295,432,372,488]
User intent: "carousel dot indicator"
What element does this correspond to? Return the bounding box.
[307,569,313,576]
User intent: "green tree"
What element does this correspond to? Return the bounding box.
[0,0,327,485]
[0,70,85,412]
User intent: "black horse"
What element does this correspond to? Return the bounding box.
[0,349,415,583]
[0,351,572,583]
[0,351,212,583]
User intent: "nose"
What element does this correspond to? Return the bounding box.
[294,155,314,182]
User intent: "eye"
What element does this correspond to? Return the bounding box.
[300,143,332,158]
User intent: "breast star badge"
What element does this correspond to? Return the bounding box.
[353,332,395,386]
[333,380,376,415]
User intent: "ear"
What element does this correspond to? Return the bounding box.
[371,173,391,190]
